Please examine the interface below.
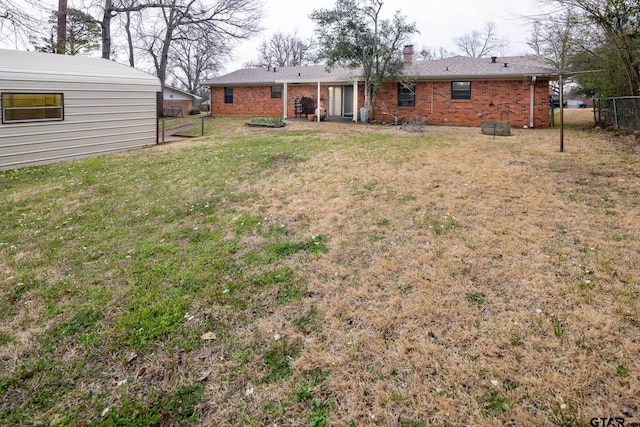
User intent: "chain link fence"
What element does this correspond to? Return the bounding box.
[594,96,640,130]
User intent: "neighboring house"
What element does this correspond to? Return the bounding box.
[204,46,560,128]
[0,49,160,170]
[162,86,201,117]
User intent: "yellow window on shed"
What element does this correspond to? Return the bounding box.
[1,93,64,123]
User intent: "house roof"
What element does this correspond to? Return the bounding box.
[164,85,202,100]
[0,49,160,88]
[405,56,560,80]
[204,64,360,86]
[204,56,560,86]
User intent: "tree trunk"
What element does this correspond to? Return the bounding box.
[101,0,112,59]
[364,80,377,123]
[157,25,173,89]
[124,10,134,67]
[56,0,67,54]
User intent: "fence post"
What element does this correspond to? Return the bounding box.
[613,98,619,129]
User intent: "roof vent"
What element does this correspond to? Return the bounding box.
[298,72,301,76]
[445,66,449,71]
[273,67,276,72]
[491,56,497,63]
[503,63,508,67]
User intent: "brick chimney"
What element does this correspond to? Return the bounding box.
[403,45,414,65]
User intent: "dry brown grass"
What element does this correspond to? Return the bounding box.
[190,109,639,425]
[2,109,638,426]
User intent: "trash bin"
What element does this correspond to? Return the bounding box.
[360,107,366,123]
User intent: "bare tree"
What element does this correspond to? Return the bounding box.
[169,31,229,98]
[416,46,455,60]
[528,8,586,70]
[540,0,640,95]
[0,0,41,46]
[92,0,170,60]
[142,0,262,89]
[454,21,508,58]
[252,31,317,67]
[115,0,141,66]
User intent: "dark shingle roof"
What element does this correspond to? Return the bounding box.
[204,56,559,86]
[204,64,360,86]
[405,56,560,79]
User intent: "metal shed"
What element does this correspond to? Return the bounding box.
[0,49,161,170]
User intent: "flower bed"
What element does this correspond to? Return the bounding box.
[245,117,285,128]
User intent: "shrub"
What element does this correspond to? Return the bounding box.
[189,109,201,115]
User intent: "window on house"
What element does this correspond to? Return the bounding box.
[271,86,282,99]
[224,87,233,104]
[398,83,415,107]
[451,81,471,100]
[1,93,64,123]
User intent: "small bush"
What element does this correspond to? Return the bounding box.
[189,109,201,115]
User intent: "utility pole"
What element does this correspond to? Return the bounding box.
[56,0,67,54]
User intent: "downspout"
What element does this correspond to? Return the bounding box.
[529,76,536,128]
[431,82,434,114]
[283,82,288,119]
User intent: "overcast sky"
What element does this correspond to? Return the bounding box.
[2,0,549,74]
[226,0,548,72]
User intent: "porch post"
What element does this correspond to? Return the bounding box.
[283,82,288,119]
[353,80,358,122]
[317,81,321,122]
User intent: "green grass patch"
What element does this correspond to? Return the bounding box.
[294,305,322,333]
[266,235,329,260]
[477,389,510,416]
[425,213,458,236]
[45,308,103,341]
[0,332,12,347]
[466,292,489,305]
[0,120,332,423]
[99,385,203,425]
[262,338,301,383]
[116,295,190,351]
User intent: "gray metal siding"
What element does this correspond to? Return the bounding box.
[0,52,160,170]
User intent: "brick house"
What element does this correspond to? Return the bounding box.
[162,86,201,117]
[204,47,560,128]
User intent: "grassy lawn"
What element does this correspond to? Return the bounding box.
[1,112,639,425]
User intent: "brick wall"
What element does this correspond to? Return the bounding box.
[285,85,329,117]
[163,99,193,117]
[210,78,551,128]
[211,85,330,117]
[375,79,551,128]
